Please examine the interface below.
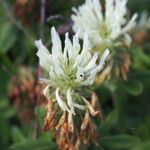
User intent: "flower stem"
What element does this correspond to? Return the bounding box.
[40,0,46,41]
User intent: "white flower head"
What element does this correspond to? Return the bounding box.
[71,0,138,46]
[35,27,109,130]
[35,27,109,89]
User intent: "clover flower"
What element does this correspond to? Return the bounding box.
[35,27,109,149]
[35,27,109,115]
[71,0,137,48]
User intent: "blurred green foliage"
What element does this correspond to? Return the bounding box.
[0,0,150,150]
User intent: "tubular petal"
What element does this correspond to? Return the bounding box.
[82,97,99,116]
[67,88,75,115]
[55,88,70,112]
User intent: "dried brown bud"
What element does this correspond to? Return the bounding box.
[9,67,46,123]
[15,0,40,26]
[96,65,111,85]
[109,52,131,81]
[121,53,131,81]
[43,91,101,150]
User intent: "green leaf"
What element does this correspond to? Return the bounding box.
[100,135,141,150]
[131,47,150,69]
[0,120,10,147]
[0,99,16,119]
[0,100,8,109]
[132,141,150,150]
[10,139,57,150]
[0,20,17,53]
[0,69,10,99]
[11,126,26,143]
[0,106,16,119]
[138,119,150,140]
[129,71,150,84]
[99,111,117,135]
[123,80,143,96]
[40,132,53,141]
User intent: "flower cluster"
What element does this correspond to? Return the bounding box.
[35,0,138,149]
[9,67,45,123]
[35,27,109,149]
[71,0,138,81]
[35,27,109,117]
[72,0,137,48]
